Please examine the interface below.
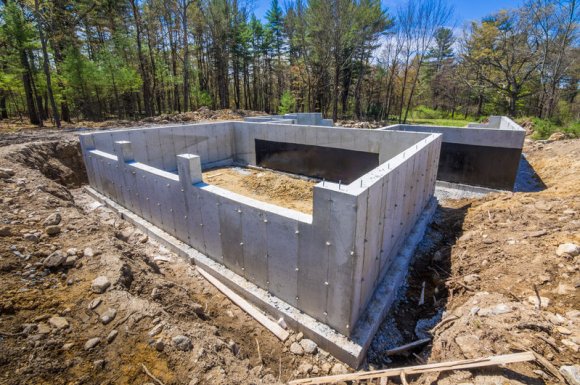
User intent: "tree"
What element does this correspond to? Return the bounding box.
[463,10,539,116]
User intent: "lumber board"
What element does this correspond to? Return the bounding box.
[197,267,290,341]
[288,351,536,384]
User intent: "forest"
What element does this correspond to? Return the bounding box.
[0,0,578,133]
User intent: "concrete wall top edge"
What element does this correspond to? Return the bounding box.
[199,183,313,224]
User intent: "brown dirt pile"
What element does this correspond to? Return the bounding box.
[203,167,316,215]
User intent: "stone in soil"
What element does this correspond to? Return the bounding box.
[43,213,62,227]
[91,276,111,293]
[172,335,192,351]
[455,334,481,358]
[290,342,304,355]
[556,243,580,257]
[560,365,580,385]
[299,339,318,354]
[330,363,348,375]
[0,226,11,237]
[48,316,69,330]
[106,330,118,343]
[43,251,66,268]
[527,296,550,308]
[100,308,117,324]
[84,337,100,350]
[84,247,94,258]
[45,225,61,236]
[0,168,15,179]
[88,298,102,310]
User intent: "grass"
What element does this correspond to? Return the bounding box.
[406,118,472,127]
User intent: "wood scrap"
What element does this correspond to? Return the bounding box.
[197,267,289,341]
[288,351,536,384]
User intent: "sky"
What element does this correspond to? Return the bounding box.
[252,0,523,25]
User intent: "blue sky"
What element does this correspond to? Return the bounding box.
[252,0,523,24]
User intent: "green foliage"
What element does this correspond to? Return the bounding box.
[278,90,296,114]
[194,89,212,107]
[524,117,580,140]
[411,105,446,119]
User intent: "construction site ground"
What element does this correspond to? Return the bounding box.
[0,114,578,385]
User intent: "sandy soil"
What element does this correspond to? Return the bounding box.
[0,116,578,385]
[203,167,316,215]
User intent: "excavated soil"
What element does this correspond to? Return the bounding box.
[0,117,578,385]
[203,167,316,214]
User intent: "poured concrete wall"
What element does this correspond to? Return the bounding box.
[245,112,334,127]
[381,117,525,190]
[80,121,440,336]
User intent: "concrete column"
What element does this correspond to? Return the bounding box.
[113,141,134,163]
[177,154,202,187]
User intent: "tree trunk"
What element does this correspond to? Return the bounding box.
[0,96,7,119]
[35,0,61,128]
[130,0,153,117]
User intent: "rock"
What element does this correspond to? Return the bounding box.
[298,363,313,374]
[290,342,304,355]
[172,335,192,351]
[100,308,117,324]
[154,339,165,352]
[45,225,61,236]
[83,247,94,258]
[527,296,550,308]
[548,132,567,141]
[43,213,62,227]
[37,322,51,334]
[477,303,512,317]
[295,332,304,342]
[106,329,118,343]
[330,363,348,375]
[299,339,318,354]
[66,248,78,256]
[88,298,102,310]
[148,323,164,337]
[91,276,110,294]
[0,226,11,237]
[62,342,74,350]
[43,251,66,268]
[463,274,480,284]
[48,316,69,330]
[84,337,100,350]
[455,335,481,358]
[554,283,575,295]
[557,326,572,335]
[562,339,579,352]
[94,359,106,370]
[321,362,332,374]
[546,312,566,325]
[560,365,580,385]
[556,243,580,257]
[0,168,15,179]
[64,255,78,267]
[23,233,39,242]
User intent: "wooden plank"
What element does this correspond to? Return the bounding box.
[197,267,290,342]
[288,351,536,384]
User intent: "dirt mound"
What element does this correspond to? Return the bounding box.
[6,140,87,188]
[203,167,316,214]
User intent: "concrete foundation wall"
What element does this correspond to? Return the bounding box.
[381,117,525,190]
[80,122,440,336]
[245,112,333,127]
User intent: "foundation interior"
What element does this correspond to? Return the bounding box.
[202,166,317,214]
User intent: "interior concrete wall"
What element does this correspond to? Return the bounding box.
[244,113,333,126]
[80,122,440,336]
